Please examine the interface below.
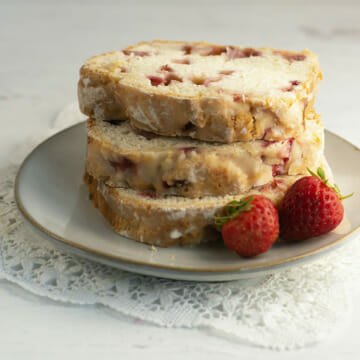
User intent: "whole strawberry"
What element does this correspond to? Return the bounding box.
[214,195,279,257]
[279,168,353,241]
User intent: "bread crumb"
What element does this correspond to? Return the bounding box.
[150,245,157,252]
[171,255,175,260]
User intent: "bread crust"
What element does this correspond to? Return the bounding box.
[78,40,322,143]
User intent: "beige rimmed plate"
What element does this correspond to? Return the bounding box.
[15,123,360,281]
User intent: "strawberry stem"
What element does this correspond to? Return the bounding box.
[339,193,354,200]
[214,196,254,227]
[307,167,354,201]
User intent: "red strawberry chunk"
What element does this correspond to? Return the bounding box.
[291,54,306,61]
[138,190,161,199]
[276,50,306,62]
[258,179,283,192]
[282,80,302,92]
[171,58,191,64]
[164,73,183,85]
[204,46,227,56]
[123,50,150,57]
[261,140,278,148]
[233,93,247,102]
[109,158,137,173]
[203,77,222,87]
[182,45,192,55]
[147,75,164,86]
[272,164,286,176]
[227,47,261,59]
[277,138,294,158]
[179,146,198,154]
[159,64,174,72]
[226,47,245,60]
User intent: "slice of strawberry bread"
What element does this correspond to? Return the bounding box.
[85,110,324,198]
[79,40,322,143]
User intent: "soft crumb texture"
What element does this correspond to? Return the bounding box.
[85,112,324,198]
[79,40,322,143]
[83,40,318,99]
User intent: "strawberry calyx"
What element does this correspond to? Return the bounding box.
[214,196,254,228]
[307,167,353,201]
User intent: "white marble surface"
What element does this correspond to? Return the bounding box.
[1,0,360,358]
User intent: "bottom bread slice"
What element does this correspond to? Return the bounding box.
[84,167,331,247]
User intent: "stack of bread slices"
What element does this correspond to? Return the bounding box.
[78,40,329,247]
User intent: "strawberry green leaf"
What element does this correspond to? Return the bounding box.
[307,167,318,178]
[317,167,326,181]
[214,196,254,228]
[307,168,354,201]
[334,184,354,200]
[339,192,354,200]
[333,183,341,196]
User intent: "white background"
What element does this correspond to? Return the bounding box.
[1,0,360,358]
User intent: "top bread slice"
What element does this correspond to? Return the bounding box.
[78,40,322,143]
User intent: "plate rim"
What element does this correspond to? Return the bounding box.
[14,123,360,274]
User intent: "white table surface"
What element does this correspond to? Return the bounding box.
[1,0,360,358]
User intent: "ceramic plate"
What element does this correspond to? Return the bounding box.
[15,123,360,281]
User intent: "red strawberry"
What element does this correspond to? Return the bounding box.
[279,168,353,241]
[214,195,279,257]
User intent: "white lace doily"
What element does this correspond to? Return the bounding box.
[0,103,359,350]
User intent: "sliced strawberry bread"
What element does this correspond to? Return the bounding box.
[85,110,324,198]
[79,40,322,143]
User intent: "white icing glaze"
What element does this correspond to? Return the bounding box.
[170,229,182,239]
[86,112,324,198]
[82,78,91,86]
